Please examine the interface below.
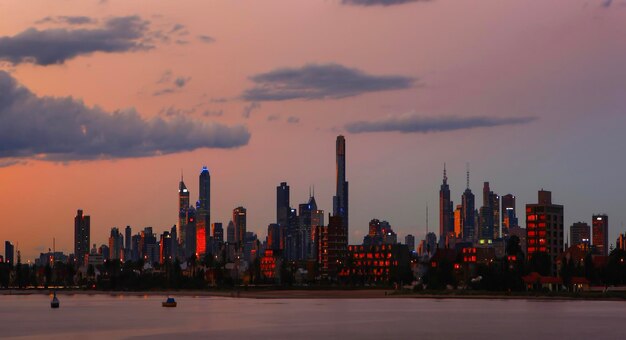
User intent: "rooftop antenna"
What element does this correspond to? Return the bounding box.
[312,184,315,197]
[466,162,470,189]
[180,169,183,182]
[309,185,312,198]
[443,163,448,183]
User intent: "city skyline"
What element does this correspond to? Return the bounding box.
[2,0,626,260]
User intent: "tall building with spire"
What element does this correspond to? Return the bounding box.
[198,166,211,228]
[461,164,475,242]
[74,209,90,266]
[439,164,454,245]
[178,174,190,247]
[333,136,349,236]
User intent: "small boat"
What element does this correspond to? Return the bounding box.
[162,297,177,308]
[51,292,60,309]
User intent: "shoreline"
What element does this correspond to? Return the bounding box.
[2,289,625,301]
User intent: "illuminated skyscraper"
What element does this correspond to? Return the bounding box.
[454,205,462,238]
[526,190,563,275]
[74,209,90,266]
[439,164,454,244]
[178,175,190,246]
[333,136,349,235]
[233,207,247,247]
[198,166,211,225]
[570,222,590,249]
[501,194,517,237]
[592,214,609,256]
[461,166,475,242]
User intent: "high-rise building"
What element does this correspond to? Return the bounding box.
[4,241,14,266]
[316,215,347,280]
[592,214,609,256]
[570,222,591,249]
[108,227,123,260]
[526,190,564,275]
[199,166,211,225]
[461,166,475,242]
[277,182,290,228]
[124,226,131,251]
[405,234,415,252]
[74,209,90,266]
[501,194,517,237]
[159,231,174,264]
[178,176,190,247]
[333,135,349,236]
[226,221,235,243]
[454,205,463,238]
[212,222,224,243]
[439,164,454,245]
[617,233,626,251]
[267,223,282,251]
[184,207,197,258]
[479,182,500,241]
[233,207,247,247]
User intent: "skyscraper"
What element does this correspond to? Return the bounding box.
[501,194,517,237]
[479,182,499,241]
[277,182,290,228]
[212,222,224,243]
[124,226,131,251]
[570,222,590,249]
[74,209,90,266]
[226,221,235,244]
[108,227,123,260]
[461,166,475,242]
[333,135,349,236]
[4,241,14,266]
[526,190,564,275]
[233,207,247,247]
[592,214,609,256]
[454,204,462,238]
[439,164,454,244]
[178,175,190,247]
[405,234,415,252]
[198,166,211,226]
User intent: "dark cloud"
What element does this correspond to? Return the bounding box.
[267,114,280,122]
[344,114,537,134]
[36,16,97,25]
[0,71,250,163]
[197,35,215,43]
[0,16,151,65]
[174,77,190,88]
[203,109,224,117]
[242,102,261,118]
[154,73,191,96]
[341,0,426,6]
[242,63,414,101]
[286,116,300,124]
[170,23,185,33]
[602,0,613,7]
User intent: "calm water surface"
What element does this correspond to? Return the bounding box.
[0,294,624,339]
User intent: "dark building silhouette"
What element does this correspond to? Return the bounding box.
[405,234,415,252]
[4,241,14,266]
[124,225,131,254]
[178,175,190,248]
[226,221,235,243]
[74,209,90,266]
[526,190,564,275]
[439,164,454,245]
[461,166,475,242]
[159,231,174,263]
[198,166,211,225]
[501,194,517,237]
[267,223,282,251]
[108,227,123,260]
[333,136,349,236]
[592,214,609,256]
[570,222,590,249]
[233,207,247,247]
[212,222,224,243]
[277,182,290,228]
[479,182,499,241]
[316,215,347,280]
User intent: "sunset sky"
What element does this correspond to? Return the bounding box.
[1,0,626,260]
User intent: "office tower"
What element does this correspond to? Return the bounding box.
[179,175,190,247]
[99,245,110,260]
[315,215,347,280]
[4,241,14,266]
[333,135,349,235]
[570,222,591,250]
[184,207,197,258]
[267,223,282,251]
[461,166,475,242]
[74,209,90,266]
[479,182,500,241]
[124,226,131,251]
[617,233,626,251]
[501,194,517,237]
[227,221,236,244]
[405,234,416,252]
[380,221,397,245]
[592,214,609,256]
[277,182,290,227]
[159,231,173,264]
[212,222,224,243]
[492,193,500,239]
[141,227,158,264]
[108,227,123,260]
[198,166,211,225]
[454,205,462,238]
[439,164,454,245]
[297,194,318,259]
[233,207,247,247]
[526,190,564,275]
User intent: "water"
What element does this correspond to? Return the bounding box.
[0,294,624,339]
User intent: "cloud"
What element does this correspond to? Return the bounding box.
[0,16,151,65]
[203,109,224,117]
[602,0,613,7]
[170,23,185,33]
[267,114,280,122]
[0,71,250,163]
[341,0,426,6]
[344,113,537,134]
[242,63,414,101]
[242,102,261,118]
[286,116,300,124]
[36,16,97,25]
[153,73,191,96]
[174,77,190,88]
[197,35,215,44]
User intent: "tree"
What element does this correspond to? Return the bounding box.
[528,252,551,276]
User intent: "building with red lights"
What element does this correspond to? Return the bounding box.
[526,190,564,275]
[315,215,347,280]
[342,244,411,284]
[592,214,608,256]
